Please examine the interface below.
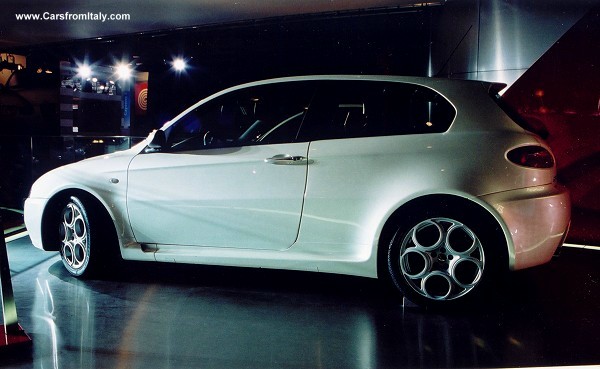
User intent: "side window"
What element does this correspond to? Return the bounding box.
[299,81,456,141]
[164,82,315,151]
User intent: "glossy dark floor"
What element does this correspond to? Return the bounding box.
[3,237,600,368]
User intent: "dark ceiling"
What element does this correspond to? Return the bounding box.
[0,0,434,48]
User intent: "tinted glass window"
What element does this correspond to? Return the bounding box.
[164,82,315,151]
[299,81,456,141]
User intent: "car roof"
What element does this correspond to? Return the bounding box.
[164,75,518,134]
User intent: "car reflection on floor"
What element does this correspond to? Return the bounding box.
[4,235,600,368]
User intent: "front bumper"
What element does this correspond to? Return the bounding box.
[480,182,571,271]
[24,197,49,250]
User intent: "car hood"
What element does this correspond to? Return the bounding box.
[29,145,142,199]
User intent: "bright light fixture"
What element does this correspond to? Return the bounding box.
[77,64,92,79]
[115,63,132,80]
[172,58,187,72]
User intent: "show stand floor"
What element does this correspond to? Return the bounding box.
[2,236,600,368]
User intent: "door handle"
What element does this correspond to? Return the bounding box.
[265,154,311,165]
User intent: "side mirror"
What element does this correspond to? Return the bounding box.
[145,130,166,153]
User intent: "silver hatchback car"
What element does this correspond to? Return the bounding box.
[25,75,571,307]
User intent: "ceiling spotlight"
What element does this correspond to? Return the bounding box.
[172,58,187,72]
[115,63,132,80]
[77,64,92,79]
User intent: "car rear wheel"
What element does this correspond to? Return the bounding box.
[387,208,505,308]
[58,196,102,277]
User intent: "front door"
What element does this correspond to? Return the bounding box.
[126,81,316,250]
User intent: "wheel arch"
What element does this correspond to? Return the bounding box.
[40,188,118,252]
[376,193,512,279]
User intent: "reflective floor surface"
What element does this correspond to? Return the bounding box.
[2,236,600,368]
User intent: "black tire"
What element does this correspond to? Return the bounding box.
[386,206,506,308]
[58,196,107,277]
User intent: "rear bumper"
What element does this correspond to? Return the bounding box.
[480,183,571,271]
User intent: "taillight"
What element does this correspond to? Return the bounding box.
[507,146,554,168]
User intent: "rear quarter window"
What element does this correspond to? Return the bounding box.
[299,80,456,141]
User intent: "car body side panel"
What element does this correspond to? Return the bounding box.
[152,242,378,277]
[294,130,555,264]
[126,142,310,250]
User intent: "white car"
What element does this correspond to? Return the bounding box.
[24,75,571,307]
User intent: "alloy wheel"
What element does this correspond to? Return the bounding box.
[59,201,89,270]
[397,217,485,301]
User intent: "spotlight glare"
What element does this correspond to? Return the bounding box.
[78,64,92,79]
[116,63,132,80]
[173,58,187,72]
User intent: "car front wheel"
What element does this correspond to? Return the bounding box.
[58,196,99,277]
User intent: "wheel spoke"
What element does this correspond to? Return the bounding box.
[400,249,431,279]
[450,256,483,288]
[421,271,453,300]
[62,241,74,266]
[411,220,444,251]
